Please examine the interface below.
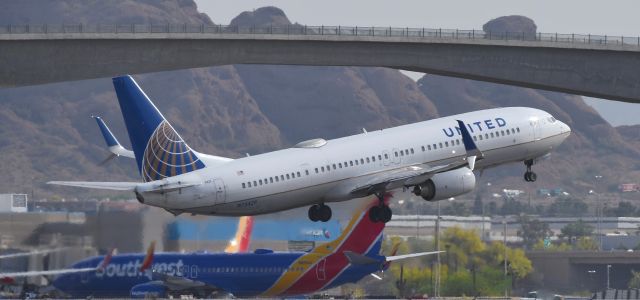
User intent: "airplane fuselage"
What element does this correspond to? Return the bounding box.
[138,107,570,216]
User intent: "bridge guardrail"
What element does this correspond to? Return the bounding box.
[1,23,637,47]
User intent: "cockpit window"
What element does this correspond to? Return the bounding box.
[548,116,556,123]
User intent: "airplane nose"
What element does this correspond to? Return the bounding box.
[559,121,571,135]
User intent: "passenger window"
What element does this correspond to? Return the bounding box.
[270,177,274,183]
[275,176,279,182]
[305,170,309,175]
[400,151,404,156]
[315,168,319,173]
[517,127,520,133]
[456,139,460,145]
[511,128,515,134]
[439,142,443,148]
[410,148,414,154]
[506,130,510,135]
[485,133,489,139]
[321,166,325,172]
[501,130,505,136]
[384,154,389,159]
[286,174,290,180]
[242,183,246,188]
[344,161,348,167]
[360,159,364,164]
[445,141,449,147]
[378,155,382,160]
[479,135,483,140]
[259,179,263,185]
[253,181,257,186]
[297,171,301,177]
[427,145,431,150]
[394,152,398,157]
[332,164,336,170]
[338,163,343,168]
[280,175,284,181]
[490,132,494,138]
[291,172,296,178]
[326,165,330,171]
[366,157,370,163]
[421,146,425,152]
[372,156,376,162]
[350,161,354,166]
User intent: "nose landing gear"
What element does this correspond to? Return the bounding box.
[308,203,332,222]
[524,159,537,182]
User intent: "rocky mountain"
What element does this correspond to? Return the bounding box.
[0,2,637,199]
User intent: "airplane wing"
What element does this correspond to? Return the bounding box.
[0,248,68,260]
[47,181,138,191]
[385,251,444,262]
[350,119,483,198]
[0,249,113,278]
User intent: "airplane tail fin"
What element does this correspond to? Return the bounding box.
[224,216,254,253]
[112,75,205,182]
[139,241,156,272]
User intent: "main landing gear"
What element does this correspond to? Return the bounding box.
[524,159,537,182]
[369,192,392,223]
[309,203,332,222]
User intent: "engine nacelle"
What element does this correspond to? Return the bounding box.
[130,281,168,299]
[414,167,476,201]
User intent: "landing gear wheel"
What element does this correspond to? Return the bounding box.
[308,204,320,222]
[309,204,332,222]
[380,205,392,223]
[318,204,332,222]
[523,160,537,182]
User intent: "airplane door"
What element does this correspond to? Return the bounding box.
[213,178,226,205]
[382,150,391,166]
[316,259,326,281]
[391,148,401,164]
[191,265,198,278]
[531,120,542,141]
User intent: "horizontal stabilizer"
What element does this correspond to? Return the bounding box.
[386,251,443,262]
[47,181,138,191]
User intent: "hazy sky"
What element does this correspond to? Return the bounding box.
[195,0,640,126]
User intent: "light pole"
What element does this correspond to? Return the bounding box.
[588,270,596,293]
[503,219,508,297]
[607,264,612,290]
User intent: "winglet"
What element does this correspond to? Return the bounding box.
[97,248,115,271]
[456,120,483,170]
[93,116,120,148]
[92,116,135,159]
[139,241,155,272]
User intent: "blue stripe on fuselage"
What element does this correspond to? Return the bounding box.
[53,252,303,298]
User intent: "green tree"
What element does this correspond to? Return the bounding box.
[517,215,552,250]
[559,219,594,241]
[629,270,640,289]
[607,201,637,217]
[576,237,599,250]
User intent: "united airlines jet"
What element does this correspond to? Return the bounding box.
[50,75,571,223]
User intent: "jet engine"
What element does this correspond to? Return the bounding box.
[412,167,476,201]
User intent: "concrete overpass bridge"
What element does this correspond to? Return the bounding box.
[2,24,640,103]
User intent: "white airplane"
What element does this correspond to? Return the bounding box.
[49,75,571,223]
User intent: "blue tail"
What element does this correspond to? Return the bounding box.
[112,75,205,182]
[93,116,120,147]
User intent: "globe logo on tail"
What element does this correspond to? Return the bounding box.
[142,120,205,182]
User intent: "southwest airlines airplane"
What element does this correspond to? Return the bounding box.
[1,197,437,298]
[50,75,571,223]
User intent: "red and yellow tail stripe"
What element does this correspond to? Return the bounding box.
[225,216,254,253]
[261,195,389,296]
